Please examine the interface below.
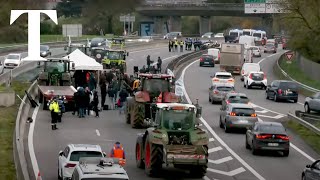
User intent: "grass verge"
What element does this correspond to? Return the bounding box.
[285,119,320,155]
[273,55,316,97]
[0,81,31,179]
[0,34,115,47]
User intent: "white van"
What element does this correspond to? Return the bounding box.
[242,29,256,36]
[240,63,261,81]
[207,48,221,64]
[229,29,243,42]
[239,35,255,48]
[252,30,267,45]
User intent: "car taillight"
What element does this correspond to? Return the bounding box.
[226,100,230,104]
[256,134,272,139]
[218,53,221,60]
[278,89,282,94]
[65,163,76,168]
[251,113,257,117]
[249,73,253,79]
[213,78,219,82]
[276,135,289,141]
[200,58,204,62]
[263,73,266,79]
[241,70,245,75]
[230,112,236,116]
[228,79,234,82]
[213,90,219,94]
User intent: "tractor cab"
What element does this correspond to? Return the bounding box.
[111,37,125,49]
[91,47,110,63]
[38,58,73,86]
[101,50,129,73]
[65,43,90,55]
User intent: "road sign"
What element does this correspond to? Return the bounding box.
[245,3,266,14]
[120,15,135,22]
[265,3,284,13]
[285,52,294,63]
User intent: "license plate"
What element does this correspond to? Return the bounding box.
[238,119,248,123]
[204,62,209,64]
[268,143,279,147]
[220,80,227,83]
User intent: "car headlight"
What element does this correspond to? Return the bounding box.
[98,43,102,46]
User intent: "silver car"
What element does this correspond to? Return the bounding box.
[209,83,235,104]
[219,103,258,133]
[0,61,4,74]
[302,159,320,180]
[304,92,320,113]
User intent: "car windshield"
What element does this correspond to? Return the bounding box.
[203,55,213,59]
[163,110,194,130]
[232,108,255,116]
[279,82,298,89]
[253,33,261,38]
[40,46,49,51]
[7,55,20,59]
[143,79,170,94]
[228,96,249,103]
[106,51,122,60]
[70,151,103,161]
[217,86,234,91]
[266,44,274,47]
[258,124,286,134]
[46,62,65,73]
[229,32,238,37]
[243,31,251,36]
[82,178,128,180]
[215,33,223,36]
[251,73,264,80]
[216,75,232,79]
[204,33,212,36]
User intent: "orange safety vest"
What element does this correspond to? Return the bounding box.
[111,145,124,159]
[156,92,163,103]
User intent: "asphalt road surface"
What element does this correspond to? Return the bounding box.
[182,47,320,180]
[33,46,193,180]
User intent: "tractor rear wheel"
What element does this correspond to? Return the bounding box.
[144,135,163,177]
[131,102,145,128]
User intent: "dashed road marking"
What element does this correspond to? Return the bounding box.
[207,167,246,176]
[257,114,285,119]
[255,109,268,113]
[208,146,223,153]
[208,156,233,164]
[96,129,101,136]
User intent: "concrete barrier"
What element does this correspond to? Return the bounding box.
[0,91,15,107]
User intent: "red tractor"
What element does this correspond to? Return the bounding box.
[125,73,179,128]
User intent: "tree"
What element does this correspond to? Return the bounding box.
[282,0,320,62]
[55,0,85,17]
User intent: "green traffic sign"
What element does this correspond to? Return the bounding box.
[244,0,265,3]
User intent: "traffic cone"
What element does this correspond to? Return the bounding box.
[37,172,42,180]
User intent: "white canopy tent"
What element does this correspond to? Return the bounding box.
[63,49,103,71]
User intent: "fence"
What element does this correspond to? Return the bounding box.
[296,52,320,82]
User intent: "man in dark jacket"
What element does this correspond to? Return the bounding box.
[99,72,107,109]
[72,88,79,115]
[157,57,162,73]
[146,55,151,70]
[118,88,129,114]
[92,90,99,117]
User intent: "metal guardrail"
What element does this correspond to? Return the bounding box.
[14,80,38,180]
[288,113,320,136]
[277,53,320,93]
[165,50,205,72]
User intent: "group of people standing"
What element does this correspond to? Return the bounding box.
[168,39,184,52]
[146,55,162,73]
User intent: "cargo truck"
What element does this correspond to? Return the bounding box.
[220,43,244,74]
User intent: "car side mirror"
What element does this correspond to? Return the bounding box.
[103,152,107,157]
[59,151,63,156]
[306,164,311,168]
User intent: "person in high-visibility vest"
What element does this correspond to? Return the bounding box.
[49,97,60,130]
[109,142,126,166]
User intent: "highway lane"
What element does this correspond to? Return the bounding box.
[33,47,198,180]
[182,48,319,180]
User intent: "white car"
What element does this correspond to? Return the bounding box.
[241,63,261,81]
[250,46,261,57]
[138,36,153,42]
[0,61,4,74]
[4,53,22,68]
[202,32,214,38]
[244,71,267,89]
[58,144,104,180]
[71,157,129,180]
[214,33,224,37]
[210,72,235,86]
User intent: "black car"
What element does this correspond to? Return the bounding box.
[246,122,290,156]
[40,45,51,57]
[199,54,215,67]
[90,37,107,48]
[302,159,320,180]
[265,80,298,103]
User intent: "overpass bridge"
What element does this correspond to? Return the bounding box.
[135,1,272,36]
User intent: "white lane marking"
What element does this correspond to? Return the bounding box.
[129,46,166,54]
[257,114,285,119]
[207,167,246,176]
[209,156,233,164]
[96,129,101,137]
[258,118,263,122]
[255,110,268,113]
[209,138,215,142]
[257,52,282,64]
[290,143,316,162]
[208,146,223,153]
[183,57,317,164]
[181,60,265,180]
[28,105,40,178]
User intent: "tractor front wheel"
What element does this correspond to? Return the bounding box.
[131,102,145,128]
[144,135,163,177]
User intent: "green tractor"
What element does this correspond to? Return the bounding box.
[110,37,125,49]
[38,58,73,86]
[135,103,209,177]
[91,47,109,63]
[64,43,90,55]
[125,73,179,128]
[101,50,129,73]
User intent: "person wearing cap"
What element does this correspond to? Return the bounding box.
[157,57,162,73]
[49,97,60,130]
[109,142,126,165]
